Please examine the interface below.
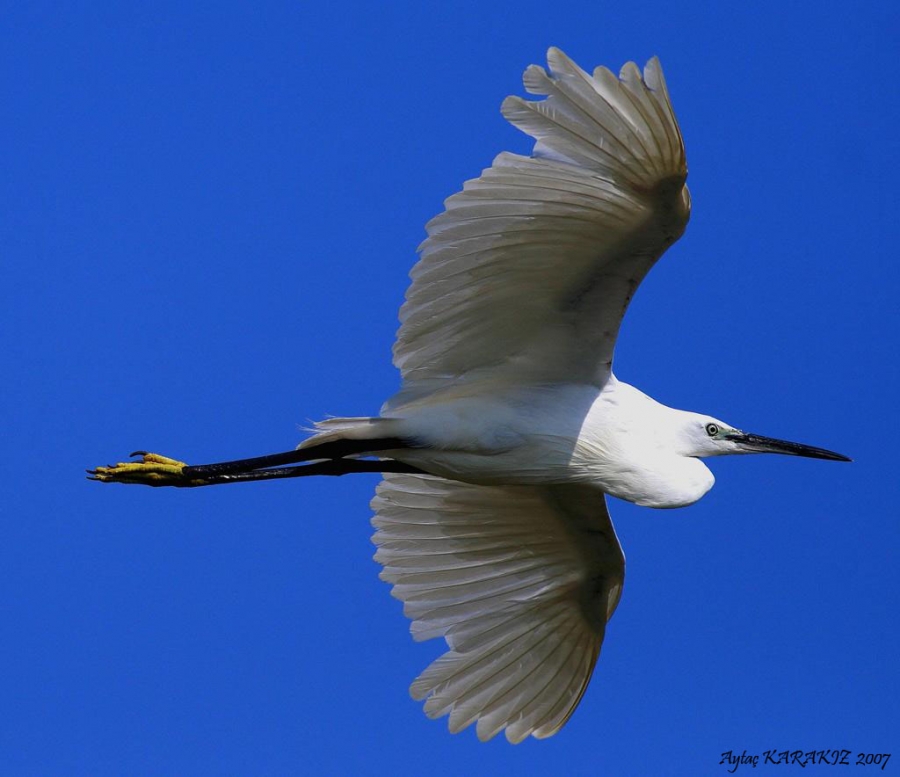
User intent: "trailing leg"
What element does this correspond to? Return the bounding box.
[88,436,422,488]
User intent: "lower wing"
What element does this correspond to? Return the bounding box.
[371,474,625,742]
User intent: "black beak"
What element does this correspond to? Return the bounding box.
[726,432,851,462]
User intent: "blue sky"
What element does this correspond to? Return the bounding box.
[3,2,898,774]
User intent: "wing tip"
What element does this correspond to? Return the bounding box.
[502,48,685,184]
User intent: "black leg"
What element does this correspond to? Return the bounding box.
[193,458,428,486]
[89,441,425,487]
[182,436,414,478]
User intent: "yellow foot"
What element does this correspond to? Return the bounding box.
[88,451,209,487]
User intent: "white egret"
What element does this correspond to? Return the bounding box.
[91,49,849,743]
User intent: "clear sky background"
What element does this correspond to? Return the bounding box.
[3,2,898,775]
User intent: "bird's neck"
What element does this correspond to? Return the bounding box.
[575,380,715,508]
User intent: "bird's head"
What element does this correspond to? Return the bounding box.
[679,414,851,462]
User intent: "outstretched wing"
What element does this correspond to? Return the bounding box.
[371,474,625,742]
[391,49,689,402]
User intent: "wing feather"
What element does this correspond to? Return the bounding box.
[371,474,624,742]
[388,49,689,409]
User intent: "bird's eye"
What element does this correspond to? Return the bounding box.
[705,423,719,437]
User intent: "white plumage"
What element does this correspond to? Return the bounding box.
[346,49,842,741]
[363,48,686,741]
[93,47,849,743]
[389,49,688,403]
[372,477,623,743]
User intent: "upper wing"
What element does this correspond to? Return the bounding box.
[371,474,625,742]
[391,49,689,400]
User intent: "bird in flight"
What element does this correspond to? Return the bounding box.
[91,48,849,743]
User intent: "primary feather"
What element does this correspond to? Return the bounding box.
[387,48,688,411]
[372,476,624,743]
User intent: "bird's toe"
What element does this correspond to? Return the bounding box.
[88,452,191,486]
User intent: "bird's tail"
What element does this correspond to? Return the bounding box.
[298,416,408,455]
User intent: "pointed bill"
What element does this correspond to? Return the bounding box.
[726,432,851,462]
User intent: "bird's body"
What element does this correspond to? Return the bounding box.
[310,377,715,507]
[91,48,849,743]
